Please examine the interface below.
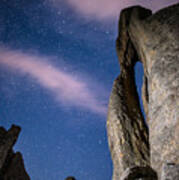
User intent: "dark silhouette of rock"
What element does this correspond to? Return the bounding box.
[0,125,30,180]
[65,177,76,180]
[0,125,21,169]
[107,3,179,180]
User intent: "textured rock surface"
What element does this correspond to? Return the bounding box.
[120,166,157,180]
[0,125,30,180]
[161,163,179,180]
[107,76,150,179]
[107,3,179,180]
[107,7,150,179]
[128,4,179,178]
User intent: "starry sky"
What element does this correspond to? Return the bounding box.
[0,0,178,180]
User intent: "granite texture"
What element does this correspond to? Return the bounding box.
[107,7,151,179]
[107,3,179,180]
[161,163,179,180]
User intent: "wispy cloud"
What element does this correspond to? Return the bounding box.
[61,0,179,20]
[0,47,107,115]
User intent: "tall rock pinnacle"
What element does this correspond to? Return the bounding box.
[107,3,179,180]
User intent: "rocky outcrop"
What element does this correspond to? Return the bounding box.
[161,163,179,180]
[0,125,30,180]
[120,166,157,180]
[107,76,150,179]
[107,3,179,180]
[65,177,76,180]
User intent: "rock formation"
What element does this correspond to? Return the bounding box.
[107,3,179,180]
[65,177,76,180]
[0,125,30,180]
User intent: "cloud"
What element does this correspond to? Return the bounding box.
[62,0,179,20]
[66,0,134,19]
[0,47,107,115]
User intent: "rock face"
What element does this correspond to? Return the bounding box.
[161,163,179,180]
[120,166,157,180]
[0,125,30,180]
[107,3,179,180]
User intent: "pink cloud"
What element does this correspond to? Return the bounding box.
[0,47,107,115]
[64,0,179,20]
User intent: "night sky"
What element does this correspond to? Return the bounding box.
[0,0,178,180]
